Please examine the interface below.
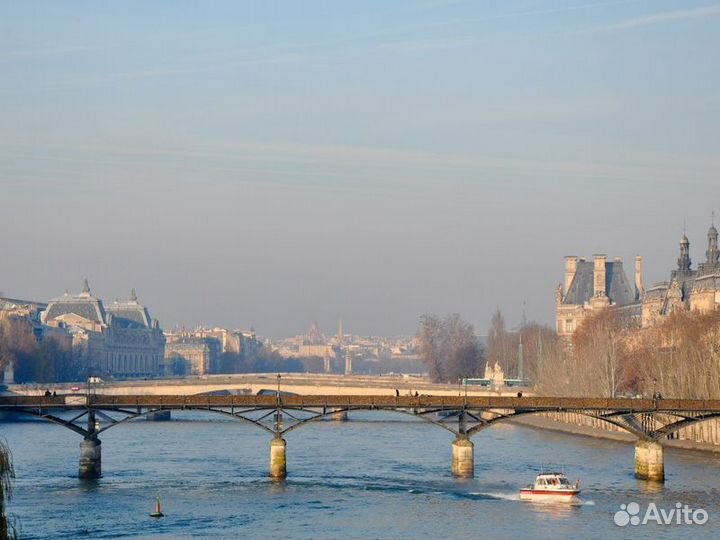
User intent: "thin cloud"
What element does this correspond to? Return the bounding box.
[40,51,298,89]
[7,137,716,188]
[603,5,720,31]
[0,45,94,63]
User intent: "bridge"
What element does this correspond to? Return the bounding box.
[2,393,720,483]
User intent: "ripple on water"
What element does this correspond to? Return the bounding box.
[3,414,720,540]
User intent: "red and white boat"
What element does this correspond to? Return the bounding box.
[519,472,581,502]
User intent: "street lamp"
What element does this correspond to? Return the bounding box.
[275,373,282,433]
[86,375,103,434]
[86,375,103,401]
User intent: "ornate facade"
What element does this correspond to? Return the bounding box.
[42,281,165,378]
[556,224,720,337]
[642,225,720,326]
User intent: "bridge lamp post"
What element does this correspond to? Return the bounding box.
[274,374,282,433]
[86,376,102,403]
[270,373,287,479]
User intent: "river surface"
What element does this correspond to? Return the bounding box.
[2,411,720,539]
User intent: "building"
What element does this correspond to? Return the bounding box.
[555,254,641,337]
[1,296,73,383]
[163,327,261,375]
[164,338,214,375]
[42,280,165,378]
[103,290,166,377]
[642,225,720,326]
[189,327,259,357]
[0,297,47,321]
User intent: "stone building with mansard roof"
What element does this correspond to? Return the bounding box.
[555,254,642,337]
[42,280,165,378]
[556,223,720,338]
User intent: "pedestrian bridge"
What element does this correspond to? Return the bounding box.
[2,394,719,483]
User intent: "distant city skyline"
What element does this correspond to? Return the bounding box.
[1,1,719,338]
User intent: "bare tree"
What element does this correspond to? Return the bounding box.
[417,314,485,382]
[520,323,563,392]
[417,315,445,382]
[631,310,720,399]
[530,306,719,399]
[487,308,517,375]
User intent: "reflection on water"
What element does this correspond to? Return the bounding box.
[636,478,665,494]
[2,411,720,539]
[524,499,583,518]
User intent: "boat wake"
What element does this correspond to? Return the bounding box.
[469,491,521,501]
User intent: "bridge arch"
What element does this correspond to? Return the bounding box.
[277,406,461,437]
[463,409,652,441]
[8,405,676,442]
[9,409,90,437]
[655,412,720,439]
[4,406,279,438]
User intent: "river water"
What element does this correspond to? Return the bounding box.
[2,411,719,539]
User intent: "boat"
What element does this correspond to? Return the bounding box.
[149,495,164,518]
[519,472,581,502]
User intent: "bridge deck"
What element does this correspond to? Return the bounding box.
[1,395,720,412]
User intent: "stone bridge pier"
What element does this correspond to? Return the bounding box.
[78,409,102,479]
[270,437,287,480]
[79,437,102,479]
[451,436,474,478]
[634,440,664,482]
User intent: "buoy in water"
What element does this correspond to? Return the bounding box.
[150,495,164,518]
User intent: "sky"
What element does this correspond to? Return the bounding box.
[1,1,719,338]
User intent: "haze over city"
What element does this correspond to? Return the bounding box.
[2,0,719,337]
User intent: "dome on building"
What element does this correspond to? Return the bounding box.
[105,290,153,329]
[44,279,106,324]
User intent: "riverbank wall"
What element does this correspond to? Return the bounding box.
[511,412,720,454]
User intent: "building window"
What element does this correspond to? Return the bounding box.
[565,319,574,332]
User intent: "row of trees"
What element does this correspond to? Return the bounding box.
[486,309,560,383]
[626,310,720,399]
[0,318,88,384]
[416,306,720,399]
[416,310,562,385]
[532,308,720,399]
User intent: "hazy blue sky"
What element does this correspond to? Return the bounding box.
[1,1,718,338]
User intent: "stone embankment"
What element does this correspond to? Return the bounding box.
[511,411,720,453]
